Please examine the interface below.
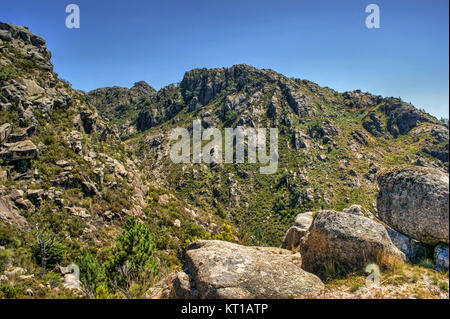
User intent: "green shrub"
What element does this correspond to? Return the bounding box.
[42,271,63,288]
[0,285,22,299]
[0,65,19,82]
[77,249,107,294]
[106,217,159,287]
[223,110,237,126]
[32,239,65,269]
[95,285,110,299]
[0,226,19,248]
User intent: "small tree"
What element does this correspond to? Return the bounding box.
[77,249,107,298]
[33,224,56,269]
[106,217,159,295]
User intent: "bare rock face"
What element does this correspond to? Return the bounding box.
[281,226,306,252]
[434,244,449,271]
[0,22,52,71]
[0,140,38,161]
[300,210,405,275]
[0,196,28,229]
[377,166,449,245]
[381,98,433,137]
[179,240,324,299]
[0,123,12,143]
[342,205,365,217]
[386,228,427,263]
[343,90,382,109]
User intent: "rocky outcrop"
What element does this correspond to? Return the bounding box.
[300,210,405,275]
[0,196,29,229]
[377,166,449,245]
[135,84,184,132]
[381,98,434,137]
[343,90,382,109]
[181,67,228,107]
[292,129,311,151]
[0,140,38,161]
[363,112,385,137]
[85,81,156,122]
[180,64,277,108]
[80,110,98,134]
[342,205,366,217]
[176,240,324,299]
[0,123,12,143]
[279,78,315,117]
[0,22,52,71]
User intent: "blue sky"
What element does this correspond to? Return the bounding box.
[1,0,448,118]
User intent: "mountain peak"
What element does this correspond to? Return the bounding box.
[130,80,156,94]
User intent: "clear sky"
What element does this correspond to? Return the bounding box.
[1,0,448,118]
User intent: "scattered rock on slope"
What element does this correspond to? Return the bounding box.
[176,240,324,299]
[377,166,449,245]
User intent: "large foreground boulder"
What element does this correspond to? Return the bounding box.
[281,206,370,252]
[178,240,324,299]
[300,210,405,275]
[377,166,449,245]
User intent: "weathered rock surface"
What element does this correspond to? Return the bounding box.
[363,111,385,137]
[386,228,427,263]
[343,90,382,109]
[300,210,405,275]
[281,206,369,253]
[281,212,313,251]
[342,205,365,217]
[377,166,449,245]
[0,123,12,143]
[381,98,433,137]
[0,140,38,161]
[434,244,449,271]
[0,196,28,229]
[0,22,52,71]
[180,240,324,299]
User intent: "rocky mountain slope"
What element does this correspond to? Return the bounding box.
[0,22,229,298]
[103,64,447,247]
[0,22,448,299]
